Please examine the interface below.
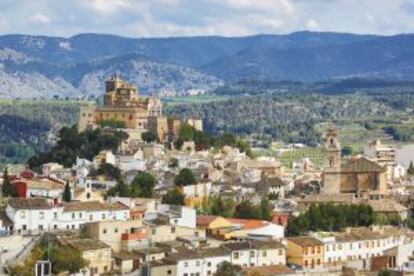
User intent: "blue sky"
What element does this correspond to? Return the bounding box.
[1,0,414,37]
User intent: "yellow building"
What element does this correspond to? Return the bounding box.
[63,238,113,275]
[78,75,162,131]
[84,219,144,252]
[78,75,203,144]
[323,129,388,196]
[287,237,324,270]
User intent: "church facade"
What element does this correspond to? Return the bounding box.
[322,129,387,196]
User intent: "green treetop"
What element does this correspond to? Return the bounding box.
[174,168,196,186]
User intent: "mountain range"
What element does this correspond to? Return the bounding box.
[1,31,414,98]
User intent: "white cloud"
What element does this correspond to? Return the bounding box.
[306,18,319,30]
[80,0,132,15]
[0,0,413,37]
[224,0,295,14]
[27,13,51,24]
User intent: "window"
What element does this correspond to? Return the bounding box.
[278,249,283,256]
[233,252,239,259]
[102,214,106,220]
[79,213,82,219]
[304,260,308,267]
[262,250,267,257]
[317,259,321,265]
[304,248,308,255]
[103,229,107,234]
[39,225,43,230]
[152,229,156,235]
[184,262,188,267]
[207,262,211,267]
[114,228,118,233]
[71,225,75,229]
[39,212,45,220]
[317,246,321,253]
[250,251,255,258]
[72,213,75,219]
[89,215,93,221]
[171,227,176,234]
[196,260,200,267]
[167,270,172,275]
[20,211,26,219]
[53,212,58,219]
[53,225,57,229]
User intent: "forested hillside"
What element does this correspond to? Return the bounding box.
[0,100,79,164]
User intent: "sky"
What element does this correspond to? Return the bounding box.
[1,0,414,38]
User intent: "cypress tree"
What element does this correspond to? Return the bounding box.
[63,181,72,202]
[2,167,11,197]
[408,161,414,175]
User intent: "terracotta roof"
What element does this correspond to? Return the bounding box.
[12,178,64,190]
[288,236,324,247]
[244,265,294,275]
[8,198,51,210]
[366,199,408,213]
[341,157,386,173]
[63,201,128,212]
[227,218,268,229]
[113,251,141,260]
[334,227,386,242]
[196,215,220,227]
[199,247,229,257]
[164,249,201,261]
[65,238,110,251]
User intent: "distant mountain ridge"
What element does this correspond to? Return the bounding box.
[1,31,414,98]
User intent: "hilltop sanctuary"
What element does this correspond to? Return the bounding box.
[78,75,202,142]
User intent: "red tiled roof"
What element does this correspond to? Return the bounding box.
[196,215,220,227]
[227,218,268,229]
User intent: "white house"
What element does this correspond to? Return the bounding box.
[6,198,129,234]
[312,226,408,269]
[145,204,196,229]
[246,223,285,240]
[5,198,54,233]
[222,240,286,267]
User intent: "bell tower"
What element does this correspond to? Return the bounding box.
[322,128,341,194]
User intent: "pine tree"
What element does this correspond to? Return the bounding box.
[63,181,72,202]
[2,167,12,197]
